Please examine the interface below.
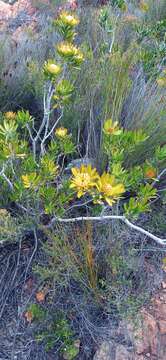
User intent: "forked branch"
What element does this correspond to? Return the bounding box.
[48,215,166,246]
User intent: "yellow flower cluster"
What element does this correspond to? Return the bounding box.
[55,127,68,138]
[4,111,17,120]
[103,119,122,136]
[96,173,125,206]
[70,165,99,198]
[139,1,149,12]
[144,167,156,179]
[21,173,39,189]
[58,11,79,27]
[0,208,9,217]
[43,61,62,78]
[157,78,166,87]
[70,165,125,206]
[57,42,84,65]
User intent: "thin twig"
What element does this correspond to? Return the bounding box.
[0,165,14,190]
[44,110,64,141]
[152,167,166,186]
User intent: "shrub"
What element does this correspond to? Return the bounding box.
[0,208,22,244]
[0,5,166,358]
[0,9,166,235]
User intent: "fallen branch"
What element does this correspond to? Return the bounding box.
[48,215,166,246]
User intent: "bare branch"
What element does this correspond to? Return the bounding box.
[47,215,166,246]
[1,173,14,190]
[152,167,166,187]
[122,217,166,246]
[44,110,64,141]
[26,123,34,143]
[0,166,14,191]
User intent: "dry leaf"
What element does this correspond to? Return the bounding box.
[24,278,33,292]
[24,310,33,323]
[36,291,46,302]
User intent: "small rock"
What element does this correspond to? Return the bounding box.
[158,320,166,335]
[155,303,166,320]
[93,341,115,360]
[115,345,132,360]
[134,311,158,356]
[160,296,165,301]
[161,281,166,290]
[158,335,166,360]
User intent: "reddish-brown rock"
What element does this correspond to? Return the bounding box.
[0,0,40,32]
[0,1,12,20]
[158,320,166,335]
[94,280,166,360]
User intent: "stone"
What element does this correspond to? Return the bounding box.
[161,281,166,290]
[0,0,38,32]
[158,334,166,360]
[158,320,166,335]
[93,341,115,360]
[115,345,133,360]
[116,320,133,344]
[134,327,145,355]
[133,311,158,356]
[154,302,166,320]
[94,281,166,360]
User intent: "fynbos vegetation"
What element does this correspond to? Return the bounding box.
[0,1,166,359]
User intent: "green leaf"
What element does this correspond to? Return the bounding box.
[155,145,166,162]
[0,120,18,142]
[138,183,157,202]
[127,166,144,190]
[16,110,33,127]
[40,155,58,180]
[54,80,74,105]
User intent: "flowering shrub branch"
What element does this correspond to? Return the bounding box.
[0,11,166,248]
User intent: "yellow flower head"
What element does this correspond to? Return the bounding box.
[96,172,125,206]
[157,77,166,87]
[55,127,68,138]
[70,164,99,198]
[21,172,39,189]
[139,1,149,12]
[103,119,122,136]
[0,208,9,217]
[4,111,16,120]
[43,61,62,77]
[57,42,76,56]
[144,167,157,179]
[57,42,84,65]
[59,11,79,27]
